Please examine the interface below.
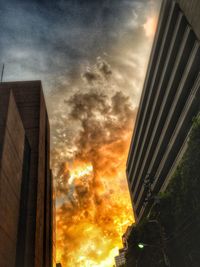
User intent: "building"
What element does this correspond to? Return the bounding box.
[114,225,134,267]
[0,81,55,267]
[122,225,134,249]
[127,0,200,222]
[115,249,126,267]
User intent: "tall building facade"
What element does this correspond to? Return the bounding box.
[0,81,55,267]
[127,0,200,222]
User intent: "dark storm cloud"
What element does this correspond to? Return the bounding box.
[0,0,150,91]
[51,57,137,211]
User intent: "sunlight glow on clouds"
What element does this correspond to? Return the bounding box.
[0,0,161,266]
[51,58,136,266]
[143,16,158,37]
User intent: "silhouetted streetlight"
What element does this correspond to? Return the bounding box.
[137,238,170,267]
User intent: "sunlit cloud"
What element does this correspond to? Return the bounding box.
[51,58,136,266]
[143,16,158,37]
[0,0,161,266]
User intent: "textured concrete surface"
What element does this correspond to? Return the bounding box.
[177,0,200,41]
[127,0,200,222]
[0,81,53,267]
[0,90,25,267]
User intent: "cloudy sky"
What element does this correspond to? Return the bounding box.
[0,0,160,101]
[0,0,161,266]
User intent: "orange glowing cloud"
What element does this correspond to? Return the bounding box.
[143,16,157,37]
[56,150,134,266]
[52,58,136,266]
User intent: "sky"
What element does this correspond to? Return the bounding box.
[0,0,161,266]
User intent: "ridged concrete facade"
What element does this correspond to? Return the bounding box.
[0,81,55,267]
[127,0,200,222]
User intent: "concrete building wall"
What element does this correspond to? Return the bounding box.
[0,90,25,267]
[44,120,51,267]
[0,90,9,162]
[0,81,53,267]
[52,171,57,267]
[34,89,48,267]
[5,81,43,267]
[127,0,200,222]
[177,0,200,41]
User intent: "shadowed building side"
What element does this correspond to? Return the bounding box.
[177,0,200,41]
[127,0,200,222]
[52,170,57,267]
[0,90,26,267]
[0,81,55,267]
